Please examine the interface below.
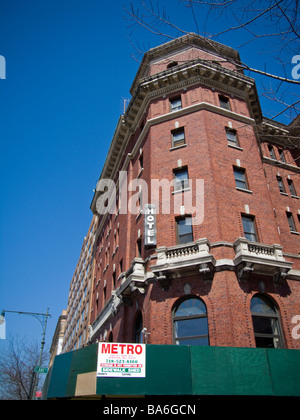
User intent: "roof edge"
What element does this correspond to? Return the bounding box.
[130,33,241,95]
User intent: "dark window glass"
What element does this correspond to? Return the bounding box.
[139,153,143,172]
[134,312,143,343]
[175,337,209,346]
[242,215,257,242]
[167,61,178,69]
[288,179,297,196]
[172,128,185,147]
[251,295,284,349]
[137,238,142,257]
[268,145,276,159]
[174,168,189,191]
[226,128,239,146]
[286,212,296,232]
[219,95,231,110]
[277,176,286,193]
[278,148,286,162]
[170,96,182,112]
[176,216,193,244]
[173,298,209,346]
[234,167,248,189]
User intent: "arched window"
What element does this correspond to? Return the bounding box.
[134,312,143,343]
[251,294,284,349]
[173,297,209,346]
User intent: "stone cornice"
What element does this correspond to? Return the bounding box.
[89,236,299,340]
[130,33,242,95]
[133,58,261,121]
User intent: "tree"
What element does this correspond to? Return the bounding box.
[0,335,49,400]
[125,0,300,124]
[125,0,300,168]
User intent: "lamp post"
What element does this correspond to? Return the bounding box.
[1,308,51,399]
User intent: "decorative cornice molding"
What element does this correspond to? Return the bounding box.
[130,33,242,95]
[89,236,299,340]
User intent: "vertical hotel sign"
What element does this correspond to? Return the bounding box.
[97,343,146,378]
[144,204,156,246]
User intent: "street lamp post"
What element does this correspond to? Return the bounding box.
[1,308,51,399]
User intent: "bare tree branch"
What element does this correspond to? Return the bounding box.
[0,335,49,400]
[126,0,300,165]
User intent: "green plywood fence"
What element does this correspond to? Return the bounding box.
[46,344,98,399]
[96,344,192,397]
[43,345,300,399]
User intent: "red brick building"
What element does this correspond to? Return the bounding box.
[89,34,300,350]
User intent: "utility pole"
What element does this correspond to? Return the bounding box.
[1,308,51,399]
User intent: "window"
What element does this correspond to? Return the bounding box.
[137,238,142,258]
[226,128,239,147]
[172,128,185,148]
[277,176,286,193]
[286,212,297,232]
[268,145,276,160]
[176,216,193,244]
[219,95,231,110]
[96,293,99,311]
[139,153,143,173]
[167,61,178,69]
[234,167,248,190]
[173,298,209,346]
[170,96,182,112]
[278,148,286,163]
[135,186,142,215]
[242,215,257,242]
[103,284,107,303]
[251,294,284,349]
[173,167,189,191]
[134,312,143,343]
[287,179,297,196]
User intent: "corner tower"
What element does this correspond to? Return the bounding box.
[89,34,300,350]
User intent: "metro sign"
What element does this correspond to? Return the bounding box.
[97,343,146,378]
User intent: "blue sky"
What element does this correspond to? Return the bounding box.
[0,0,298,351]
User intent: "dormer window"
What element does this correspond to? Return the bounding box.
[167,61,178,69]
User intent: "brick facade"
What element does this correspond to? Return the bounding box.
[62,215,98,352]
[88,34,300,350]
